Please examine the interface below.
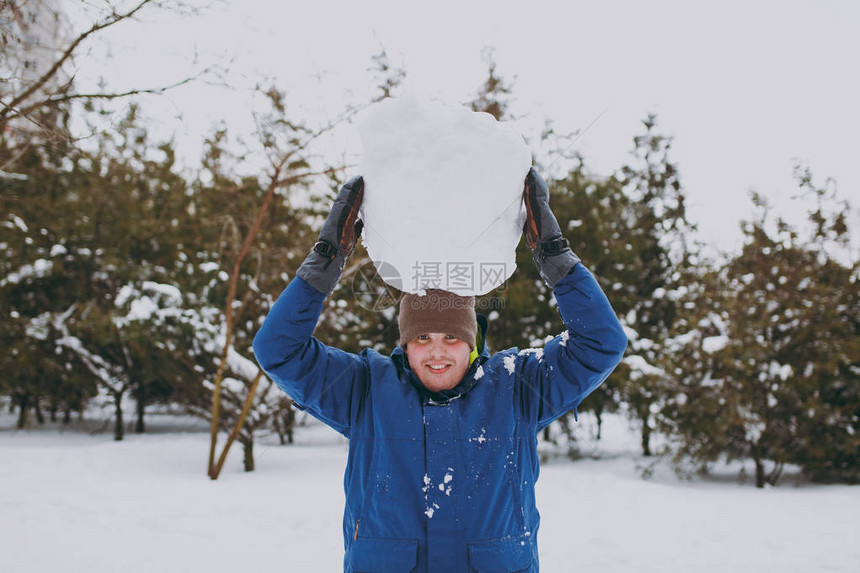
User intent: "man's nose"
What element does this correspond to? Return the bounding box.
[428,339,444,358]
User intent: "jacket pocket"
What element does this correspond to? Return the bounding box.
[468,536,533,573]
[349,537,418,573]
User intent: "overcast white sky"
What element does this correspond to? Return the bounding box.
[74,0,859,258]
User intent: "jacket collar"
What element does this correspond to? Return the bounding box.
[392,314,490,406]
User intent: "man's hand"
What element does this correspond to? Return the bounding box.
[296,176,364,295]
[523,167,580,288]
[319,175,364,257]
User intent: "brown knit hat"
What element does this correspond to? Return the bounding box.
[398,290,478,349]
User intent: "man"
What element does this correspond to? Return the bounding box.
[253,168,627,572]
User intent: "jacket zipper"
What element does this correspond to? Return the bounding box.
[354,519,360,540]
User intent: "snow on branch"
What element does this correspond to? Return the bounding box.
[49,305,128,394]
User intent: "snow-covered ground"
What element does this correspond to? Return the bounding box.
[1,411,856,572]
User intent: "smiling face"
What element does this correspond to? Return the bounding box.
[405,333,472,392]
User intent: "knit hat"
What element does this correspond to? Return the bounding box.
[398,290,478,349]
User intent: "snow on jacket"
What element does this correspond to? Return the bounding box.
[253,263,627,573]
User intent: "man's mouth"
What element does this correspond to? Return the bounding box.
[427,364,450,372]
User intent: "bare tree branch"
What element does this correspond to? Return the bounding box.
[3,76,196,123]
[0,0,153,124]
[209,369,264,479]
[207,163,341,477]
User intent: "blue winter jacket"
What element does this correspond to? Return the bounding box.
[253,263,626,573]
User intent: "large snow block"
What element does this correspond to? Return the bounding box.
[358,94,531,296]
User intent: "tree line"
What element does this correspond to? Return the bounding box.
[1,4,856,487]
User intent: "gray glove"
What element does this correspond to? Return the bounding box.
[296,176,364,295]
[523,167,580,288]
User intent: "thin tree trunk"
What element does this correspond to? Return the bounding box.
[754,459,765,488]
[34,398,45,425]
[209,370,263,479]
[242,436,255,473]
[274,416,286,445]
[135,398,146,434]
[752,444,765,488]
[207,167,340,476]
[595,408,604,441]
[768,462,784,487]
[285,407,295,445]
[113,392,124,441]
[207,167,287,474]
[62,407,71,425]
[641,422,652,457]
[16,394,29,429]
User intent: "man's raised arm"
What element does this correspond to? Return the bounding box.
[253,176,367,437]
[517,168,627,429]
